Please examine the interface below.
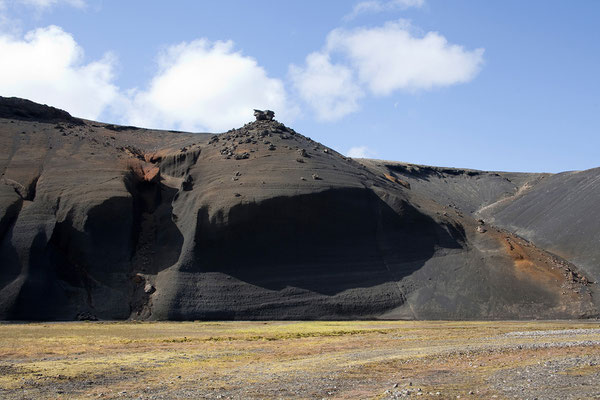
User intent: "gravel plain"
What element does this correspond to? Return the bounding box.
[0,321,599,399]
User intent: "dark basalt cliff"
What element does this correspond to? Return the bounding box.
[0,98,598,320]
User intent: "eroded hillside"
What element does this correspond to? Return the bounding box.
[0,97,597,320]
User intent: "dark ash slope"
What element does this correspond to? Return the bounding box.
[0,98,597,320]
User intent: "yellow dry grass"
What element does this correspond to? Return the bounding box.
[0,320,599,399]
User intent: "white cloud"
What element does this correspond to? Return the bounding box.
[289,20,484,121]
[17,0,85,9]
[125,39,296,132]
[345,0,424,20]
[289,52,363,121]
[0,0,86,31]
[0,17,483,129]
[327,21,484,95]
[347,146,376,158]
[0,26,296,131]
[0,25,119,120]
[0,0,85,16]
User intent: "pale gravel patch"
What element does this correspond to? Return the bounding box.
[489,355,600,400]
[505,328,600,337]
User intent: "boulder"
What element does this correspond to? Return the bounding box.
[253,109,275,121]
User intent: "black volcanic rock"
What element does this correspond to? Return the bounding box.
[253,109,275,121]
[0,98,598,320]
[0,96,82,125]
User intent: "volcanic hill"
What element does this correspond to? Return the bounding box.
[0,97,598,320]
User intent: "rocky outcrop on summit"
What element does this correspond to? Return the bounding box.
[0,98,598,320]
[253,109,275,121]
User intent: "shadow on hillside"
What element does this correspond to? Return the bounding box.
[190,187,464,296]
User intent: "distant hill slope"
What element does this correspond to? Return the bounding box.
[478,168,600,282]
[359,159,600,308]
[0,97,597,320]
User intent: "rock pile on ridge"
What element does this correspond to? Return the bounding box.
[253,109,275,121]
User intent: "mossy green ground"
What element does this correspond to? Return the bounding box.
[1,320,599,399]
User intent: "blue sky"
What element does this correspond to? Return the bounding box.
[0,1,598,172]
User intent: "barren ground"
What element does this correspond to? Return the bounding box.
[1,321,599,399]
